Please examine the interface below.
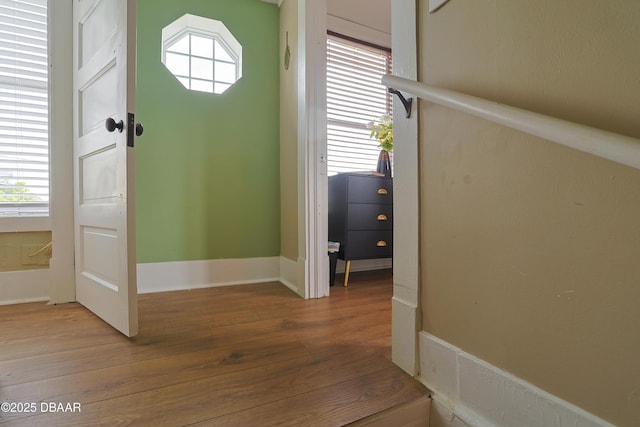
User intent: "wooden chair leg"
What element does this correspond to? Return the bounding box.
[343,260,351,287]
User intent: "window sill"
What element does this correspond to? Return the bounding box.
[0,217,51,233]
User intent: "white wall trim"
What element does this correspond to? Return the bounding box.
[0,269,50,306]
[390,0,420,376]
[279,256,301,296]
[0,217,51,233]
[48,0,75,304]
[137,257,281,294]
[419,332,615,427]
[392,296,419,375]
[298,0,329,300]
[327,15,391,48]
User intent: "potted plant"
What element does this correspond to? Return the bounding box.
[368,114,393,177]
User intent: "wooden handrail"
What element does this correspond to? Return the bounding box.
[382,74,640,170]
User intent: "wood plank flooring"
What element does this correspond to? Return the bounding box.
[0,269,428,426]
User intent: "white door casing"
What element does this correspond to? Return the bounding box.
[72,0,138,336]
[299,0,328,299]
[390,0,420,376]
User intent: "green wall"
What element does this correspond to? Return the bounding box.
[136,0,280,263]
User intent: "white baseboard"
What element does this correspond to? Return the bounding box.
[0,269,50,306]
[279,256,301,296]
[419,332,614,427]
[335,258,392,273]
[137,257,281,294]
[1,257,296,304]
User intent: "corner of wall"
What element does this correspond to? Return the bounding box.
[390,0,421,379]
[279,255,302,296]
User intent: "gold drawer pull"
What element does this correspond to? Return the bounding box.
[377,214,388,221]
[376,240,387,247]
[377,188,388,195]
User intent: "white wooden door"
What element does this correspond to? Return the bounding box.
[73,0,138,336]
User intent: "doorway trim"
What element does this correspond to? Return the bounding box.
[389,0,420,376]
[48,0,75,304]
[299,0,329,299]
[303,0,420,374]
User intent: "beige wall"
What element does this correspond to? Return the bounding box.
[279,0,299,261]
[418,1,640,425]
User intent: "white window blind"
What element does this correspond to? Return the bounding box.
[0,0,48,217]
[326,32,391,176]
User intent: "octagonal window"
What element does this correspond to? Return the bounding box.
[161,14,242,94]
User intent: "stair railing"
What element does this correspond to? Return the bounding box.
[383,74,640,170]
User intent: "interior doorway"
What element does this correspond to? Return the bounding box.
[323,0,393,294]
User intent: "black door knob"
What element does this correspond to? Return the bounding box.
[135,123,144,136]
[105,118,124,133]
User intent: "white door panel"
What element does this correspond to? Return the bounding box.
[73,0,138,337]
[79,62,119,138]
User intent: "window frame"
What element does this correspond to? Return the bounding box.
[0,0,50,221]
[0,0,72,234]
[161,14,242,94]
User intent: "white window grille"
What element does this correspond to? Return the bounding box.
[326,32,392,176]
[162,14,242,95]
[0,0,49,217]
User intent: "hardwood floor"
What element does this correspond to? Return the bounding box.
[0,269,428,426]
